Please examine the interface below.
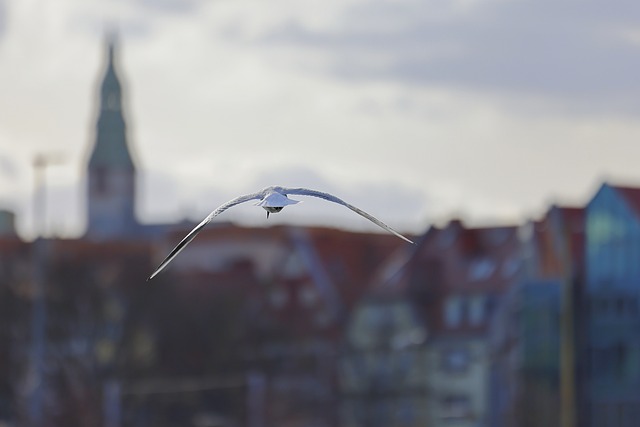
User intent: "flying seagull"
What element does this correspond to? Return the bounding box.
[147,185,415,280]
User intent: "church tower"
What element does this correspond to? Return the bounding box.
[86,37,138,239]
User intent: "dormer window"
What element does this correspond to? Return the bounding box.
[469,258,495,281]
[441,347,470,373]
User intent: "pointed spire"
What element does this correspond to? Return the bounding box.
[101,35,122,112]
[88,35,134,170]
[107,33,116,62]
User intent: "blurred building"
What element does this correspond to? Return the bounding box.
[339,246,428,427]
[489,279,562,427]
[489,205,585,427]
[0,228,30,423]
[141,223,402,427]
[339,220,521,427]
[584,183,640,426]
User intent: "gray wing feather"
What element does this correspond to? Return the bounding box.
[282,187,414,244]
[147,191,263,280]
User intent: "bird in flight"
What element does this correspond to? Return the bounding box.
[147,186,414,280]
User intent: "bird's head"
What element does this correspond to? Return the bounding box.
[264,206,284,214]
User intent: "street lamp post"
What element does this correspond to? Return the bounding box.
[26,152,64,425]
[32,153,65,238]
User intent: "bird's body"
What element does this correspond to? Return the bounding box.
[147,185,414,280]
[254,188,299,217]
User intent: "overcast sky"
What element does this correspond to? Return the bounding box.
[1,0,640,239]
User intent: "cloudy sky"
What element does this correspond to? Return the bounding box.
[1,0,640,239]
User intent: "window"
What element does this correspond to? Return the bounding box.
[469,258,495,281]
[444,296,463,327]
[442,347,470,373]
[445,295,486,327]
[590,343,635,382]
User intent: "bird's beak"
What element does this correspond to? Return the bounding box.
[267,212,270,219]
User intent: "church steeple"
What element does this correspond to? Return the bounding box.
[89,36,134,170]
[86,36,138,239]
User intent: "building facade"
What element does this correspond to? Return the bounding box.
[584,183,640,426]
[340,220,521,427]
[489,205,585,427]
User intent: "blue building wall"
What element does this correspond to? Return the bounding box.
[519,281,561,376]
[586,184,640,290]
[488,279,561,427]
[585,184,640,426]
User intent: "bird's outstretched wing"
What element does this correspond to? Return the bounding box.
[147,191,264,281]
[282,187,415,244]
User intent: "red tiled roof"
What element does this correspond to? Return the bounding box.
[0,236,28,253]
[364,220,522,336]
[527,205,585,281]
[165,223,404,338]
[612,184,640,218]
[557,206,584,220]
[265,226,405,338]
[302,226,404,307]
